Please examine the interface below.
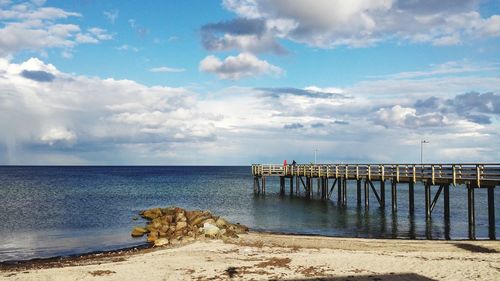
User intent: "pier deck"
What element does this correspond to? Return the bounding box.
[251,163,499,240]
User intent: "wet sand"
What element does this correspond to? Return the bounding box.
[1,232,499,280]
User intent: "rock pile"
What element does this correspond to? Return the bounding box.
[131,207,249,247]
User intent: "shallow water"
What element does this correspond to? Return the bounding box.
[0,166,497,262]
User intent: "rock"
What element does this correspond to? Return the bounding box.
[203,218,216,226]
[141,208,162,220]
[131,227,148,237]
[176,221,187,231]
[170,239,181,246]
[215,217,229,228]
[189,215,210,227]
[146,224,159,233]
[168,225,176,234]
[135,207,248,245]
[182,236,195,243]
[224,229,239,239]
[232,223,249,234]
[154,238,169,247]
[161,207,176,216]
[147,231,158,243]
[203,223,220,238]
[185,210,202,221]
[161,215,173,225]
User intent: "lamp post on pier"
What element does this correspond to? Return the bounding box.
[314,149,318,164]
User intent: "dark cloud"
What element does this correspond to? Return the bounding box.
[257,87,348,99]
[200,18,286,54]
[414,96,441,113]
[404,113,446,128]
[21,70,55,82]
[202,18,267,36]
[311,123,325,128]
[333,120,349,125]
[284,123,304,129]
[448,91,500,114]
[395,0,478,14]
[465,114,491,124]
[413,91,500,124]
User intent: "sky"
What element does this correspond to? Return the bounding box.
[0,0,500,165]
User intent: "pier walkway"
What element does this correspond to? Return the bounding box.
[251,163,499,240]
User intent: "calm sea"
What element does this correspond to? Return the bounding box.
[0,166,498,262]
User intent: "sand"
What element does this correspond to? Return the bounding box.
[1,232,499,280]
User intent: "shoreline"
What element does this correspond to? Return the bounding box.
[1,232,499,280]
[1,230,497,268]
[1,229,495,267]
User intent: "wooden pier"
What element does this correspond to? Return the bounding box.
[251,163,500,240]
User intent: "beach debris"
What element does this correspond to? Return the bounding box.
[131,207,249,246]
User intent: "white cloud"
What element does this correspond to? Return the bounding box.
[199,52,283,80]
[1,57,499,164]
[103,10,119,24]
[216,0,500,49]
[149,66,186,73]
[0,2,112,57]
[40,128,76,145]
[116,44,139,52]
[0,57,216,164]
[374,105,446,128]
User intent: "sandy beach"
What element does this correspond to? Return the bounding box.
[1,232,499,281]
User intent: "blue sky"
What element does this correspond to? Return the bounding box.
[1,0,500,164]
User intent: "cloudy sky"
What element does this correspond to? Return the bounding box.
[1,0,499,165]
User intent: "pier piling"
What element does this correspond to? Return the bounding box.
[467,184,475,240]
[380,181,386,207]
[444,184,450,240]
[409,181,415,214]
[364,180,369,207]
[425,182,431,220]
[356,179,362,206]
[488,187,496,240]
[391,181,397,212]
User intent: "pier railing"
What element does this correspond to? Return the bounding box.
[252,163,500,187]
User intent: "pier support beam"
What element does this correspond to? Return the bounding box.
[279,176,285,196]
[324,178,328,200]
[409,182,415,214]
[296,176,299,195]
[290,177,294,195]
[467,184,476,240]
[444,184,450,240]
[306,177,311,199]
[357,179,362,206]
[391,181,397,212]
[253,177,258,194]
[488,187,496,240]
[338,177,343,204]
[317,178,321,196]
[262,176,266,195]
[364,180,369,207]
[380,181,385,208]
[425,182,431,220]
[342,178,347,206]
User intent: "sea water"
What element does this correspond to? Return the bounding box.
[0,166,498,262]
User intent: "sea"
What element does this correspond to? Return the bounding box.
[0,166,498,262]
